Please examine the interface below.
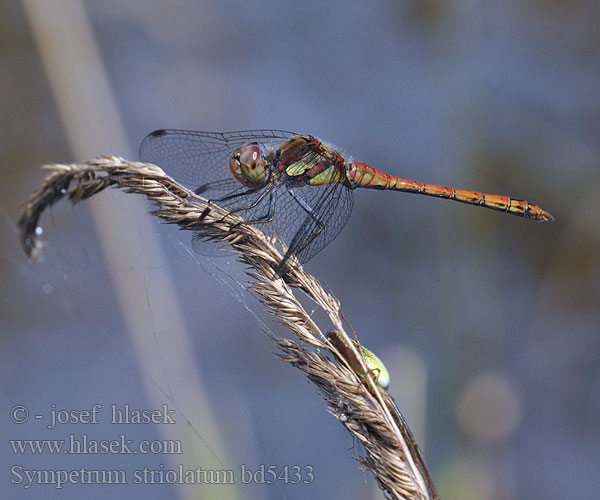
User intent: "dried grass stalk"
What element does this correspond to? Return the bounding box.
[18,156,438,500]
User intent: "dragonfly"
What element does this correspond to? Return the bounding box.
[140,129,553,268]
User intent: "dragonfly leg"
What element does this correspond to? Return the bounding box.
[225,186,276,225]
[200,185,271,225]
[283,188,326,258]
[212,186,260,204]
[244,187,276,225]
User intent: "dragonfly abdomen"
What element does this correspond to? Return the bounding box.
[348,162,554,222]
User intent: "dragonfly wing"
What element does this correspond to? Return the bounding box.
[192,184,280,256]
[275,179,354,264]
[139,129,297,197]
[140,129,296,257]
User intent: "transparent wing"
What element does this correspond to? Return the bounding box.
[191,182,281,256]
[139,129,297,198]
[274,176,354,264]
[140,129,297,257]
[190,177,353,264]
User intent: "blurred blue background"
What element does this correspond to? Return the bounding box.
[1,1,599,499]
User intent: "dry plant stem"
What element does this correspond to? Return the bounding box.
[18,157,437,500]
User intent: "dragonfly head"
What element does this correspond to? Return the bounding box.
[229,142,268,187]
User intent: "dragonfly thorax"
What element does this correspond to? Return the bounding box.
[229,142,269,187]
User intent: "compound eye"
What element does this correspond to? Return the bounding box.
[238,142,267,186]
[239,143,261,171]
